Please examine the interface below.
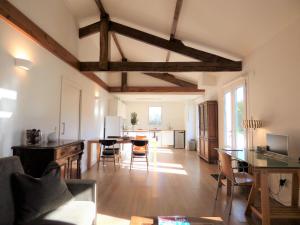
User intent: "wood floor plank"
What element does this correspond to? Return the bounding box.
[83,147,300,225]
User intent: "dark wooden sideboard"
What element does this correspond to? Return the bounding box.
[198,101,218,163]
[12,140,84,179]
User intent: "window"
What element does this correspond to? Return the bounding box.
[149,106,162,125]
[223,79,246,149]
[224,92,232,148]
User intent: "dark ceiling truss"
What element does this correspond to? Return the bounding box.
[81,0,242,92]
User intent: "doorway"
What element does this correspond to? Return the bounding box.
[59,77,81,140]
[223,78,247,149]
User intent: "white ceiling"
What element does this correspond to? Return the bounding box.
[64,0,300,96]
[66,0,300,57]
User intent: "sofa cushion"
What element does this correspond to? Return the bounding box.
[0,156,24,225]
[11,162,73,225]
[28,201,96,225]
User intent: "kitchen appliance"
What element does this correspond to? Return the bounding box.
[104,116,124,138]
[174,130,185,149]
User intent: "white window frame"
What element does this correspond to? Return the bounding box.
[222,77,248,149]
[148,106,162,125]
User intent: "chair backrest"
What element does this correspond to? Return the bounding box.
[107,136,121,139]
[218,151,235,182]
[0,156,24,225]
[131,140,148,147]
[99,139,117,147]
[136,135,147,140]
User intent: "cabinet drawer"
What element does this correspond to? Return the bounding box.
[55,144,81,159]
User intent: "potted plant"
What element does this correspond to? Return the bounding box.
[130,112,138,130]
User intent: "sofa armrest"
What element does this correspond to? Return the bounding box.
[66,179,97,203]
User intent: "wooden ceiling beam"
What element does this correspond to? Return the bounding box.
[109,86,204,93]
[112,32,125,59]
[111,32,128,92]
[82,72,109,90]
[79,20,239,64]
[121,58,128,91]
[166,0,183,62]
[95,0,110,70]
[169,0,183,39]
[80,61,242,72]
[99,17,110,70]
[143,73,197,88]
[0,0,109,91]
[94,0,108,18]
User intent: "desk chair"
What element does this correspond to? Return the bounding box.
[130,140,149,171]
[215,151,253,214]
[98,139,120,170]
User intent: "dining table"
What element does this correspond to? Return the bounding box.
[215,148,300,225]
[87,137,134,169]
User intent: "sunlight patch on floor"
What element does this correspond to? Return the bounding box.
[97,214,130,225]
[121,160,183,169]
[120,161,188,175]
[153,148,174,154]
[118,146,187,175]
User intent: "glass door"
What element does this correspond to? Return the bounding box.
[224,92,232,148]
[223,80,246,149]
[234,86,246,149]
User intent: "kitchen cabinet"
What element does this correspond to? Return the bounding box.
[161,131,174,147]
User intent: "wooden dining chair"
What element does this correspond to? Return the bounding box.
[215,151,253,214]
[98,139,120,170]
[136,135,147,140]
[130,140,149,171]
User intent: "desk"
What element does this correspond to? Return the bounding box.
[215,148,300,225]
[12,140,84,179]
[87,138,133,169]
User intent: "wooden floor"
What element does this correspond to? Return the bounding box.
[83,147,298,225]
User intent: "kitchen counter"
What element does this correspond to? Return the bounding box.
[123,129,174,132]
[123,130,177,147]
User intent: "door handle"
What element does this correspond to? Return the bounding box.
[61,122,65,135]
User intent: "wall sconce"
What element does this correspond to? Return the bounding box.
[15,58,33,70]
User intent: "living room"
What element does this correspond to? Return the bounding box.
[1,1,300,225]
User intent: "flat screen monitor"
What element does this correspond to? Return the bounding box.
[266,133,288,156]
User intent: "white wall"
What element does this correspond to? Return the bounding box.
[0,1,111,171]
[10,0,79,57]
[217,17,300,205]
[184,101,196,150]
[107,96,127,119]
[125,102,185,130]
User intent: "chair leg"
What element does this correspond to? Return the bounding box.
[146,155,149,171]
[114,155,117,170]
[102,157,105,167]
[229,185,234,215]
[130,157,133,171]
[215,173,222,200]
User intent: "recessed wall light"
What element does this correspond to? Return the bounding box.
[14,58,33,70]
